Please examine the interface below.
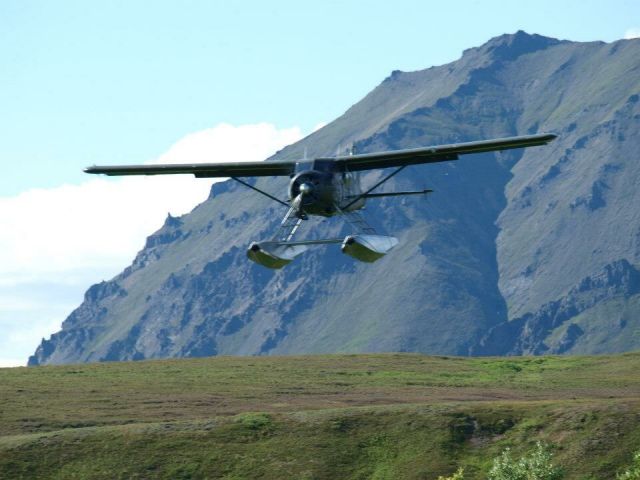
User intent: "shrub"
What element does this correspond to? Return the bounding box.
[235,412,272,430]
[617,451,640,480]
[488,442,563,480]
[437,467,465,480]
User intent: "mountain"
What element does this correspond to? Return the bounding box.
[30,31,640,365]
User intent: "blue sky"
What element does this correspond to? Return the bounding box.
[1,0,639,366]
[2,0,639,194]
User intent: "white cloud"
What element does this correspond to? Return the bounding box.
[0,359,26,368]
[312,121,328,132]
[624,28,640,39]
[0,122,304,365]
[150,122,302,165]
[0,122,302,282]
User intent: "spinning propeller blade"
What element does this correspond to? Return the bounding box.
[291,182,314,218]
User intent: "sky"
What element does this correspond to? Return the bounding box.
[1,0,639,366]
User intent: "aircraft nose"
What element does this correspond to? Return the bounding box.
[299,183,314,195]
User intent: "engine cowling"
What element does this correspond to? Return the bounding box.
[289,172,321,202]
[288,171,336,216]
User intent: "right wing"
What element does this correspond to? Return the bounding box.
[84,160,296,178]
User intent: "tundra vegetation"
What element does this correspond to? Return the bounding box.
[438,444,640,479]
[1,353,639,479]
[438,442,562,479]
[616,451,640,480]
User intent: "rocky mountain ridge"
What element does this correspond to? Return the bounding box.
[30,31,640,365]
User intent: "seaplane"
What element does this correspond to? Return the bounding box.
[85,133,556,268]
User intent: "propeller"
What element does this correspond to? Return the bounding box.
[291,182,314,219]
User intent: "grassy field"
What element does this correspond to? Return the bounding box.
[1,353,640,479]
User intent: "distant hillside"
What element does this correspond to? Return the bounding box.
[30,31,640,365]
[3,353,640,479]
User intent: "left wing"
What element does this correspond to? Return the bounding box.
[329,133,557,172]
[84,160,296,178]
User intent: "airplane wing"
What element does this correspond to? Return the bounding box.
[85,133,556,177]
[84,160,296,178]
[329,133,557,172]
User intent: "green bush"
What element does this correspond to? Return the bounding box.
[437,467,465,480]
[617,451,640,480]
[488,442,563,480]
[235,412,272,430]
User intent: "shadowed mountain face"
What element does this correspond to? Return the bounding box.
[30,32,640,365]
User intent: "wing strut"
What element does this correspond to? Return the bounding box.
[364,189,433,198]
[230,177,289,208]
[273,206,304,242]
[341,166,406,210]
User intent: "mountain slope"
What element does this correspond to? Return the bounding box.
[30,32,640,365]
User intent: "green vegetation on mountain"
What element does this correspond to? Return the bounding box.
[3,353,640,478]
